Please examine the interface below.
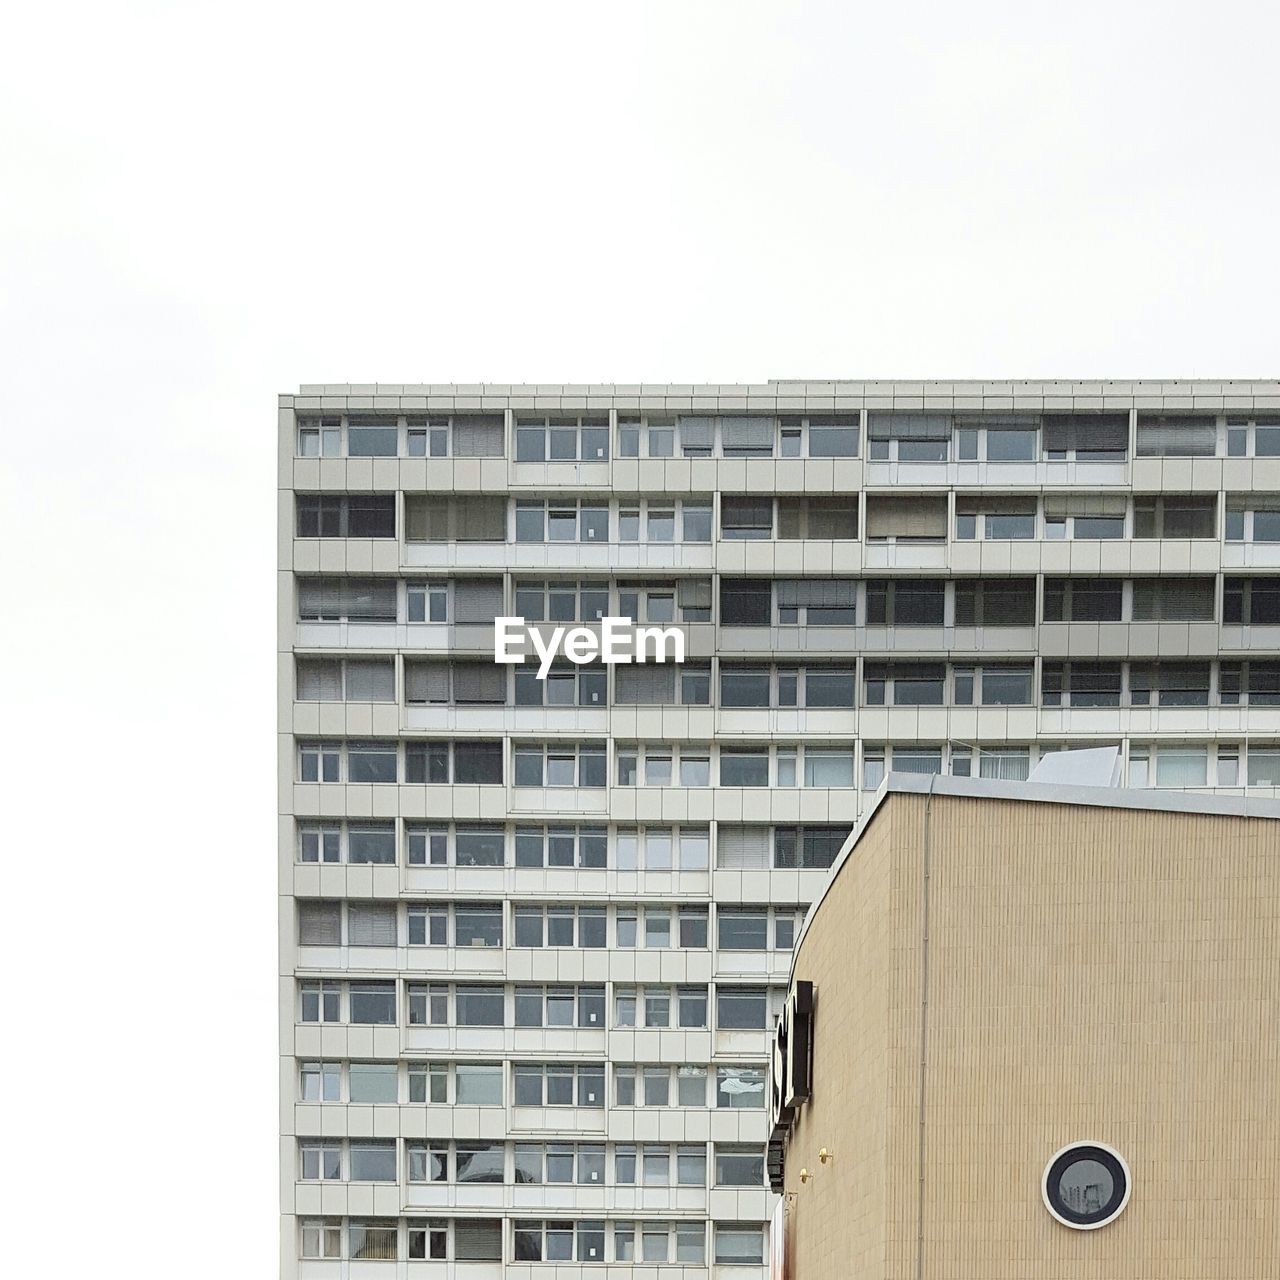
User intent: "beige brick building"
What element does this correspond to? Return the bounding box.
[774,775,1280,1279]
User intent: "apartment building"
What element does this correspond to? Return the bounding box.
[278,380,1280,1278]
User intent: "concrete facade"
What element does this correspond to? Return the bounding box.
[278,380,1280,1277]
[777,778,1280,1279]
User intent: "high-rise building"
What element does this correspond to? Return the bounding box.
[278,380,1280,1277]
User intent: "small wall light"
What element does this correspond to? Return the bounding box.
[798,1168,812,1184]
[818,1148,833,1164]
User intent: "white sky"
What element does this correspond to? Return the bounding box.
[1,1,1276,1272]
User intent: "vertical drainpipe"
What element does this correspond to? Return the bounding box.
[916,774,938,1280]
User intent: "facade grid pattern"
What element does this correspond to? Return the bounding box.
[278,379,1280,1278]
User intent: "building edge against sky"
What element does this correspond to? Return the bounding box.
[770,774,1280,1279]
[278,380,1280,1277]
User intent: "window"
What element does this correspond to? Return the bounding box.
[866,579,944,626]
[618,414,683,457]
[720,668,771,707]
[408,577,502,625]
[719,748,770,787]
[978,665,1033,705]
[345,417,399,456]
[865,496,947,542]
[296,416,341,457]
[514,1142,605,1185]
[1224,578,1280,625]
[1226,499,1280,543]
[346,740,398,783]
[348,1062,397,1104]
[1133,495,1216,539]
[716,1145,766,1186]
[349,982,396,1025]
[953,745,1030,782]
[406,1063,448,1104]
[297,576,398,623]
[867,413,950,461]
[513,825,607,868]
[408,902,502,947]
[403,412,503,458]
[720,497,775,540]
[514,579,610,623]
[513,904,602,948]
[298,900,341,946]
[514,662,606,707]
[407,1144,449,1183]
[777,496,858,539]
[455,1063,503,1105]
[715,1224,766,1265]
[296,657,394,702]
[775,578,857,624]
[296,742,396,778]
[406,661,507,705]
[803,748,854,787]
[347,902,397,947]
[1132,744,1209,788]
[406,823,504,867]
[515,985,605,1029]
[448,1220,502,1262]
[622,661,709,705]
[955,497,1037,540]
[1131,577,1215,621]
[717,987,770,1030]
[720,578,772,625]
[1135,414,1216,457]
[450,1142,504,1185]
[512,1063,605,1108]
[977,418,1039,460]
[452,985,506,1027]
[404,740,503,785]
[299,1139,342,1181]
[1220,660,1280,706]
[1224,417,1280,457]
[772,825,847,869]
[716,1066,766,1108]
[349,1140,397,1182]
[349,1222,398,1261]
[296,742,335,783]
[719,416,777,456]
[404,494,506,542]
[1129,662,1211,707]
[718,909,768,951]
[1247,745,1280,786]
[953,578,1035,626]
[1041,495,1127,539]
[1042,1142,1131,1230]
[513,741,607,788]
[300,1061,341,1102]
[513,1220,606,1264]
[515,414,609,462]
[300,1219,342,1259]
[406,1220,448,1261]
[615,826,687,870]
[296,494,396,538]
[300,981,340,1023]
[514,499,609,543]
[863,661,944,706]
[793,413,859,457]
[1043,578,1123,623]
[1042,412,1128,460]
[1041,662,1123,708]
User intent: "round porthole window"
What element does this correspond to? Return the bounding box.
[1041,1142,1131,1229]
